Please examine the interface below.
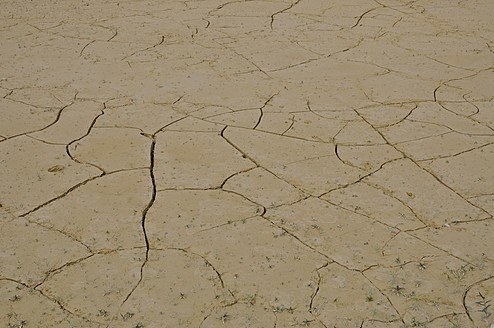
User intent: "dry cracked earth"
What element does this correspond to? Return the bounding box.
[0,0,493,327]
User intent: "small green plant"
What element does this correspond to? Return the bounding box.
[9,295,21,302]
[218,313,230,323]
[366,296,374,302]
[417,262,427,270]
[134,323,144,328]
[120,312,135,321]
[391,285,405,296]
[476,292,492,319]
[411,317,427,327]
[246,294,256,306]
[97,309,108,317]
[273,305,294,313]
[449,265,467,288]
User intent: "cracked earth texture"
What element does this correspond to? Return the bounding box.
[0,0,493,327]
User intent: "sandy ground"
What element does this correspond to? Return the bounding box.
[1,0,493,327]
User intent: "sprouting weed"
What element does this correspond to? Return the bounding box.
[411,317,427,327]
[391,285,405,296]
[246,294,256,306]
[449,265,467,287]
[120,312,135,321]
[273,305,294,313]
[217,313,231,323]
[366,296,374,302]
[475,254,487,269]
[475,292,492,319]
[417,262,427,270]
[97,309,108,317]
[11,321,27,328]
[9,295,21,302]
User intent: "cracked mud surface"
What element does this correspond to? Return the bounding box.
[1,0,493,327]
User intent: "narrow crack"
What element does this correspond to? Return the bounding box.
[309,263,328,313]
[120,135,156,305]
[254,92,279,130]
[19,173,105,218]
[121,35,165,61]
[270,0,302,29]
[351,7,380,28]
[79,40,95,57]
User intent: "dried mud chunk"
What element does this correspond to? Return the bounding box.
[147,189,259,248]
[335,144,402,171]
[39,249,145,324]
[224,127,333,167]
[364,256,491,324]
[94,103,184,133]
[0,215,89,286]
[265,197,396,269]
[254,112,293,134]
[423,143,494,197]
[408,102,492,135]
[26,170,152,250]
[364,159,487,226]
[116,250,232,328]
[312,264,398,326]
[334,121,386,145]
[283,111,346,142]
[205,109,260,128]
[359,72,437,103]
[358,103,416,128]
[0,136,100,214]
[323,182,424,230]
[410,219,494,263]
[165,116,225,132]
[225,127,364,194]
[154,131,255,189]
[69,127,150,172]
[0,98,58,137]
[380,120,450,144]
[397,132,494,161]
[189,218,327,311]
[0,281,68,327]
[30,101,103,144]
[223,167,306,208]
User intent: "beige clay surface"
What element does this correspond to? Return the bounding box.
[1,0,494,327]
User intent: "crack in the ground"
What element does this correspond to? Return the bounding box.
[270,0,302,30]
[253,92,280,130]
